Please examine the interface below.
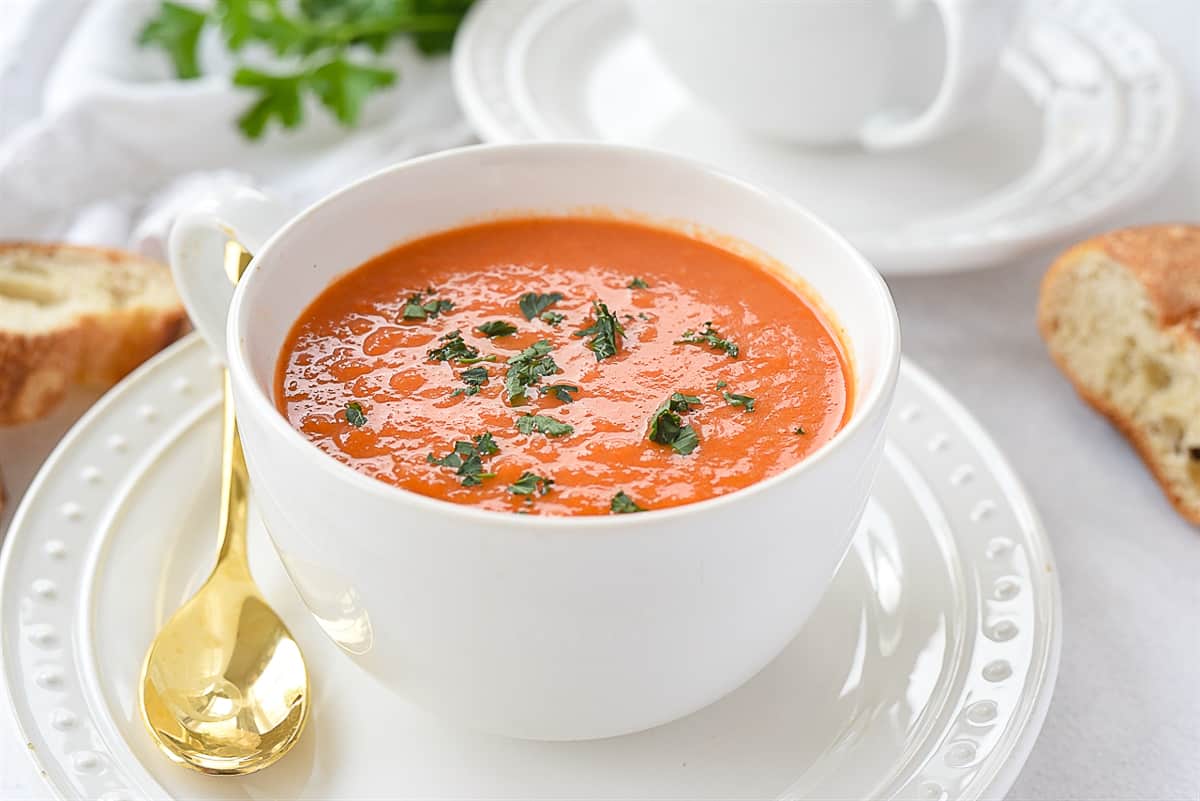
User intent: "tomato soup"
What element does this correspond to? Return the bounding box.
[276,218,851,515]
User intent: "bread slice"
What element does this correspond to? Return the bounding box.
[0,243,187,426]
[1038,224,1200,525]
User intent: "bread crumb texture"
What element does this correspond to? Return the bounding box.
[0,243,187,426]
[1039,224,1200,524]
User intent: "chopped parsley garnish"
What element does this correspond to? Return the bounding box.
[515,414,574,438]
[504,339,559,404]
[475,320,518,338]
[723,391,756,412]
[452,365,489,397]
[574,300,625,361]
[426,432,500,486]
[647,393,701,455]
[539,383,579,403]
[628,277,649,289]
[611,491,644,513]
[794,425,807,435]
[667,392,701,412]
[716,380,728,389]
[509,471,554,497]
[540,310,565,326]
[428,330,497,365]
[343,401,367,427]
[400,288,453,321]
[518,291,564,320]
[638,312,651,321]
[677,321,740,358]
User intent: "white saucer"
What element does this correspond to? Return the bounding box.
[452,0,1183,275]
[1,336,1060,800]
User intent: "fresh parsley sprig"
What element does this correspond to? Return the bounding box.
[515,414,574,438]
[611,491,645,513]
[723,391,756,412]
[427,432,499,486]
[476,320,518,338]
[518,291,564,320]
[452,365,489,396]
[137,0,475,139]
[401,289,453,320]
[509,471,554,497]
[428,330,496,364]
[504,339,559,405]
[677,321,740,358]
[647,392,701,455]
[343,401,367,427]
[539,383,579,404]
[574,300,625,361]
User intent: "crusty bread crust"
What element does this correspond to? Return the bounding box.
[0,242,187,426]
[1067,224,1200,329]
[1038,224,1200,525]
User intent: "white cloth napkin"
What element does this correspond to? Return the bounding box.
[0,0,474,258]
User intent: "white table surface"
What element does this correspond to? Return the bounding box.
[2,1,1198,799]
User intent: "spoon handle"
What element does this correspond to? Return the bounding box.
[214,371,252,570]
[214,242,254,570]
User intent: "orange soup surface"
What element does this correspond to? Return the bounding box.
[276,218,852,516]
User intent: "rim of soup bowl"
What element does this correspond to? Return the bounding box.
[227,141,902,530]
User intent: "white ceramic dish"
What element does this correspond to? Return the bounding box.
[0,335,1060,801]
[452,0,1184,274]
[168,142,900,740]
[627,0,1021,149]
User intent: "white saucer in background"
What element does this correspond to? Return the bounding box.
[1,336,1059,800]
[453,0,1183,275]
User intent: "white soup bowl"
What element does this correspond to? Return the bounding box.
[168,142,900,741]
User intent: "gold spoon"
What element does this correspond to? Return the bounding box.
[139,242,310,775]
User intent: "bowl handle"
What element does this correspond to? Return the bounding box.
[168,186,292,360]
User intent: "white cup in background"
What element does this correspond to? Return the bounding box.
[628,0,1023,150]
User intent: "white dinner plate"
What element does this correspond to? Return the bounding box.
[0,335,1060,800]
[452,0,1183,275]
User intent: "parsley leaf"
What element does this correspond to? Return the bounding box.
[611,491,645,513]
[574,300,625,361]
[628,277,649,289]
[233,68,305,138]
[137,2,208,80]
[401,289,453,320]
[428,330,496,364]
[474,431,500,455]
[344,401,367,427]
[723,391,756,412]
[475,320,518,338]
[647,394,701,455]
[308,57,395,126]
[427,432,500,486]
[794,425,807,435]
[509,471,554,497]
[716,380,728,389]
[667,392,702,413]
[453,365,489,396]
[540,310,565,326]
[515,414,574,438]
[539,383,579,404]
[677,321,740,358]
[504,339,559,404]
[518,291,564,320]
